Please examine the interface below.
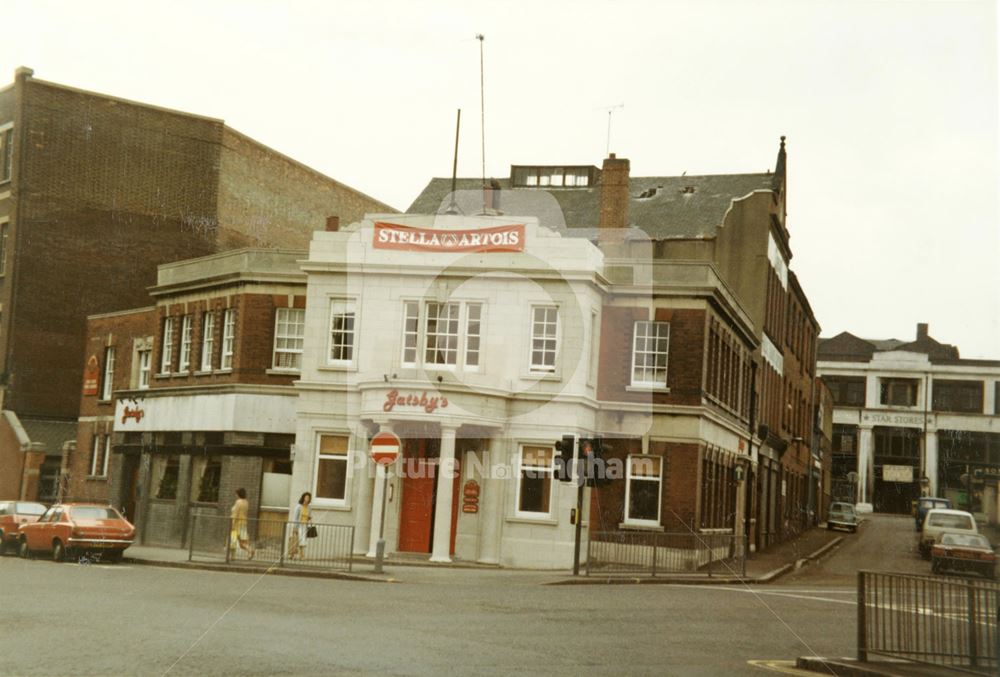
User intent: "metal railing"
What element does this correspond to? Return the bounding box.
[586,531,746,577]
[187,513,354,572]
[858,570,999,674]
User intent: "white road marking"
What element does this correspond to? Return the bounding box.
[747,659,823,675]
[688,585,857,606]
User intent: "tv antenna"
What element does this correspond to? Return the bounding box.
[599,103,624,156]
[476,33,487,214]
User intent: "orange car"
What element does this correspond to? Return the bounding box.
[0,501,47,554]
[18,503,135,563]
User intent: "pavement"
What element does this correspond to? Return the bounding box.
[123,523,847,586]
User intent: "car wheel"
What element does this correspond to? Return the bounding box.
[0,532,6,555]
[19,538,31,559]
[52,540,66,563]
[826,524,832,531]
[931,559,941,574]
[106,550,123,564]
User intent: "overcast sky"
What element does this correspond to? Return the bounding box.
[6,0,999,357]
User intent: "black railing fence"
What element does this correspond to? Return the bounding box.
[586,531,745,577]
[187,513,353,572]
[858,570,999,674]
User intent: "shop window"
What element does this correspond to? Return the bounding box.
[516,445,554,516]
[193,458,222,503]
[160,317,175,374]
[273,307,306,370]
[200,311,215,371]
[100,347,115,400]
[153,456,181,500]
[315,435,349,504]
[880,378,918,407]
[625,455,662,525]
[932,380,983,414]
[220,308,236,369]
[328,301,356,365]
[631,321,669,387]
[529,306,559,373]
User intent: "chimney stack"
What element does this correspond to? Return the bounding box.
[325,215,340,232]
[916,323,928,340]
[599,153,630,230]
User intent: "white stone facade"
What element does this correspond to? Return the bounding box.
[290,214,606,569]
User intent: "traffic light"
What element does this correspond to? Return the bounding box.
[554,434,575,482]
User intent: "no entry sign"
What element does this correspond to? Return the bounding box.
[370,431,401,466]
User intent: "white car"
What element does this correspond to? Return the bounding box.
[918,508,978,558]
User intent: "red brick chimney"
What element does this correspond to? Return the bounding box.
[599,153,630,229]
[325,215,340,232]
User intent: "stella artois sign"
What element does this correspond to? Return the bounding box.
[373,222,524,253]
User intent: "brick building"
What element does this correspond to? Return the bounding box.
[818,323,1000,520]
[408,138,822,554]
[0,68,393,501]
[69,249,308,545]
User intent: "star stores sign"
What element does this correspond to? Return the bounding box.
[373,222,525,253]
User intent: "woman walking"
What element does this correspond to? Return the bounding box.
[230,487,255,560]
[288,492,312,560]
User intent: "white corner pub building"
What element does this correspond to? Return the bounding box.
[290,214,605,568]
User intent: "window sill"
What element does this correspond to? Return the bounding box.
[618,521,664,532]
[97,398,113,404]
[506,515,558,526]
[215,368,233,375]
[266,368,301,376]
[626,385,670,394]
[154,373,172,380]
[193,370,214,377]
[522,371,562,382]
[85,476,109,481]
[317,364,356,373]
[311,501,351,512]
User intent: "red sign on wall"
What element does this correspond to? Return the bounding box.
[373,222,525,253]
[82,355,99,395]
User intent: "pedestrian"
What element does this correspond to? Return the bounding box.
[230,488,254,560]
[288,492,312,560]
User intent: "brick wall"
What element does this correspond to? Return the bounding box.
[597,305,706,407]
[217,128,395,249]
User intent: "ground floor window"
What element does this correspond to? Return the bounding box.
[625,455,662,525]
[517,445,554,516]
[152,455,181,500]
[192,457,222,503]
[315,435,349,503]
[700,455,736,530]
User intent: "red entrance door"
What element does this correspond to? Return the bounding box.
[397,438,461,555]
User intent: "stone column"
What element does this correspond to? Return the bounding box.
[925,430,939,497]
[353,427,375,555]
[430,425,458,563]
[858,426,874,511]
[477,435,504,564]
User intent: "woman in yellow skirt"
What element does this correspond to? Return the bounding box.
[229,487,255,560]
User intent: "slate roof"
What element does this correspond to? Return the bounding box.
[818,331,965,364]
[20,417,77,457]
[406,173,775,239]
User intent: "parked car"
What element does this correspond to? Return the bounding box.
[18,503,135,562]
[931,532,996,579]
[0,501,47,554]
[826,501,858,533]
[918,508,978,558]
[914,497,952,530]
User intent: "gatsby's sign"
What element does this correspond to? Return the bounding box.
[383,390,449,414]
[373,222,524,253]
